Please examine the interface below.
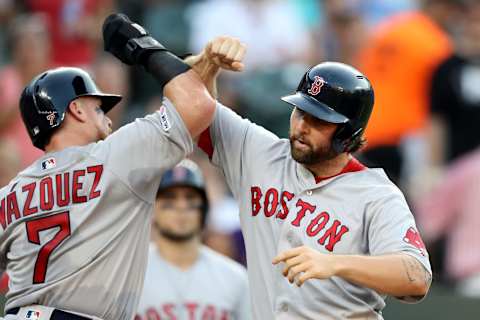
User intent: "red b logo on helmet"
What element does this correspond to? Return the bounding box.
[403,227,427,256]
[308,76,325,96]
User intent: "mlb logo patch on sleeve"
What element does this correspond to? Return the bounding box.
[26,310,41,320]
[41,157,56,170]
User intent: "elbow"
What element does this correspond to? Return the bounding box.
[397,280,431,304]
[191,86,216,133]
[199,90,216,123]
[412,280,430,298]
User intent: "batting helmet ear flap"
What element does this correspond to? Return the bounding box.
[332,123,363,154]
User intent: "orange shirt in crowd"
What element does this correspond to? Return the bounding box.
[357,12,452,148]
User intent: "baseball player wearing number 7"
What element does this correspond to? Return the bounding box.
[0,14,243,320]
[188,38,432,319]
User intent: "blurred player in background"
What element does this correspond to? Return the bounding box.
[136,160,250,320]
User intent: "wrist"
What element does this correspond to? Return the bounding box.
[332,254,351,278]
[145,51,191,88]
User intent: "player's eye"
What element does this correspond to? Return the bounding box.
[95,106,104,114]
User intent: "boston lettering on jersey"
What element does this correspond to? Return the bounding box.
[251,186,349,252]
[135,303,231,320]
[0,165,103,230]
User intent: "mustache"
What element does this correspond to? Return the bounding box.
[290,135,311,146]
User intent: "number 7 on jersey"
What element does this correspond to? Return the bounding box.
[26,212,71,284]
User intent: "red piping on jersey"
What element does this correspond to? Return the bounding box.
[314,157,366,184]
[198,127,214,159]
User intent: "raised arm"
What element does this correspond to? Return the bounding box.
[184,36,246,98]
[102,13,215,138]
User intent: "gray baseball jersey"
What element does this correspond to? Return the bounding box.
[135,244,250,320]
[197,103,431,320]
[0,99,192,320]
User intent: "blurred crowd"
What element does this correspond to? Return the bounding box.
[1,0,480,301]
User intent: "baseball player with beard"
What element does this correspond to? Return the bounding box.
[0,14,244,320]
[135,160,250,320]
[188,40,432,319]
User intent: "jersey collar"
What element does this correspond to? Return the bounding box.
[314,157,366,184]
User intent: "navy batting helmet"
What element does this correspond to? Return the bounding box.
[282,62,374,153]
[157,160,209,227]
[20,67,122,150]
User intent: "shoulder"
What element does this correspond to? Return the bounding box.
[200,246,247,278]
[340,168,405,202]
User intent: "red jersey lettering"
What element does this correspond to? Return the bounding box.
[263,188,279,217]
[251,186,262,216]
[306,211,330,237]
[7,192,21,224]
[291,199,316,227]
[39,177,54,211]
[87,165,103,199]
[72,170,87,203]
[276,191,294,220]
[22,182,38,216]
[56,173,70,207]
[318,220,349,252]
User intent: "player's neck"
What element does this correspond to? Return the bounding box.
[45,129,94,153]
[156,236,201,270]
[304,153,351,179]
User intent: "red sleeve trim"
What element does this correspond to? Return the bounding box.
[198,127,214,159]
[0,273,8,294]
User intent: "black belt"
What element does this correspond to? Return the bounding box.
[6,307,92,320]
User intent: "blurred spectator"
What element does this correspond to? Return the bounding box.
[0,139,21,186]
[129,0,194,109]
[356,0,465,185]
[192,149,246,264]
[188,0,313,69]
[415,148,480,297]
[26,0,114,66]
[359,0,417,28]
[0,0,25,65]
[91,54,129,129]
[320,0,368,65]
[0,14,48,168]
[427,1,480,167]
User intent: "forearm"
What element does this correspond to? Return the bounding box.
[335,253,431,300]
[184,54,220,98]
[163,69,216,138]
[142,49,216,138]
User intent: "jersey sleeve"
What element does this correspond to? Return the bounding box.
[96,98,193,202]
[367,188,431,272]
[367,189,431,302]
[198,102,279,197]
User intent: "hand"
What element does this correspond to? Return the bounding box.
[272,246,339,287]
[185,36,247,73]
[102,13,164,65]
[184,36,246,98]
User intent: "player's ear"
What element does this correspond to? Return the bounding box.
[67,99,88,122]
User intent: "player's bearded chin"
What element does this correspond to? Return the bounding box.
[153,221,199,243]
[289,133,337,164]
